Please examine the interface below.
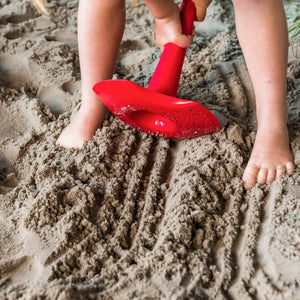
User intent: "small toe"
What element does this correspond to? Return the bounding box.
[266,168,276,184]
[286,161,294,175]
[257,167,268,185]
[276,165,285,178]
[243,181,256,190]
[243,163,259,190]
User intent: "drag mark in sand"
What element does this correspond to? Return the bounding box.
[0,1,299,299]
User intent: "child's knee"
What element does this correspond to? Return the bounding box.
[193,0,212,21]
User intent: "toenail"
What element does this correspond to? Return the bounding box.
[243,181,255,190]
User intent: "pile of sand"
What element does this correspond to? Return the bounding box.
[0,0,299,299]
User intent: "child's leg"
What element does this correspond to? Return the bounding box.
[56,0,125,148]
[192,0,212,21]
[232,0,294,189]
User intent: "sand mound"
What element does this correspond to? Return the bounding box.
[0,1,299,299]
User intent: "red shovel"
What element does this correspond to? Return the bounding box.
[93,0,226,139]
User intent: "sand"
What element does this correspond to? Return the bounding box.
[0,0,299,299]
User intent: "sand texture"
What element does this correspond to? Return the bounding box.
[0,0,299,299]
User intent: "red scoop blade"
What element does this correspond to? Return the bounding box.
[93,80,220,139]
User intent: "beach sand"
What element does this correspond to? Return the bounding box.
[0,0,299,299]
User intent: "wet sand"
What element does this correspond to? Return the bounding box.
[0,1,299,299]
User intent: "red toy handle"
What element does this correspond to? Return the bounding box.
[147,0,196,97]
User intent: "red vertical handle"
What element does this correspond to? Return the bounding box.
[147,0,196,97]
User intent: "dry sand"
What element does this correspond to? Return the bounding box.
[0,0,299,299]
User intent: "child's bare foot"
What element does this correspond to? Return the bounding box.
[243,126,294,190]
[56,102,107,149]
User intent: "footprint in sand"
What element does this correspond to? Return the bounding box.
[0,1,80,118]
[0,1,37,25]
[0,88,54,181]
[0,213,52,287]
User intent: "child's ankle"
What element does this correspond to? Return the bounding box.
[256,123,288,137]
[257,113,288,132]
[80,101,106,112]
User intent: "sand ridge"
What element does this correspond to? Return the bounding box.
[0,0,299,299]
